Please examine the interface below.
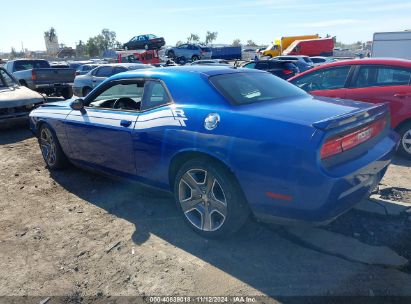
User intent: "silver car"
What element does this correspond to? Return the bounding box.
[0,67,44,127]
[165,44,212,61]
[73,63,152,97]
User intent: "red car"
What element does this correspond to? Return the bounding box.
[289,58,411,158]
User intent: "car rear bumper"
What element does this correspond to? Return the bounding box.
[250,130,399,225]
[34,83,73,89]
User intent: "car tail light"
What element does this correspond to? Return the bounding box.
[31,70,37,81]
[283,69,293,75]
[320,116,387,159]
[75,71,80,76]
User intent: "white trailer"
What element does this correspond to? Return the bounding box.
[372,31,411,60]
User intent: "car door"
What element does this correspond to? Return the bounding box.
[132,80,185,186]
[290,65,352,98]
[91,66,113,88]
[346,65,411,127]
[65,80,143,175]
[175,44,189,58]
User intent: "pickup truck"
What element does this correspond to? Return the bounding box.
[4,59,75,99]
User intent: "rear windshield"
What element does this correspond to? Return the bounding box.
[209,72,306,105]
[14,60,50,71]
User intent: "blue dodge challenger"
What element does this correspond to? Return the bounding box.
[29,66,398,238]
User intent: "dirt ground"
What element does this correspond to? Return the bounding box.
[0,126,411,301]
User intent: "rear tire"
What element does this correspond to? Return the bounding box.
[174,158,250,238]
[38,124,68,170]
[167,51,175,58]
[397,122,411,159]
[61,87,73,99]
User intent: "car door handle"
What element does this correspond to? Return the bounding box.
[120,120,132,127]
[394,92,411,98]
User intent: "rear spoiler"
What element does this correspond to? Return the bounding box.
[312,103,388,131]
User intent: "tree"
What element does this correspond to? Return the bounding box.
[84,28,121,57]
[86,37,100,57]
[76,40,86,57]
[187,33,200,43]
[10,47,17,59]
[205,31,218,45]
[44,27,57,42]
[232,39,241,46]
[247,40,257,47]
[101,28,118,49]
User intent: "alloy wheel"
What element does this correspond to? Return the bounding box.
[40,127,57,167]
[178,169,227,232]
[402,129,411,155]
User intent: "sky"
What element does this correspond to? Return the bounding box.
[1,0,411,52]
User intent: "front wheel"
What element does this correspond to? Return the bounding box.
[38,124,68,170]
[397,122,411,159]
[191,55,200,61]
[174,158,250,238]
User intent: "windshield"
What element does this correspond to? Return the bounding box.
[0,68,18,86]
[210,72,306,105]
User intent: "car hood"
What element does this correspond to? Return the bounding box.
[38,99,74,109]
[237,95,379,126]
[0,86,44,109]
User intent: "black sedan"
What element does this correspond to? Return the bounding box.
[242,60,299,80]
[123,34,165,50]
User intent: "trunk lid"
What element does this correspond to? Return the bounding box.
[33,68,75,83]
[238,95,388,128]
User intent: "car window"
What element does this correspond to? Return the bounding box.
[0,68,17,87]
[14,60,49,71]
[243,62,256,69]
[210,72,306,105]
[147,34,157,39]
[94,66,113,77]
[255,62,270,70]
[140,81,170,111]
[291,66,351,91]
[303,57,313,64]
[138,35,147,41]
[178,44,188,49]
[311,58,324,63]
[113,67,128,75]
[352,66,411,88]
[90,82,144,109]
[376,67,411,86]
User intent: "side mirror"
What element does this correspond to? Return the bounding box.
[70,99,85,112]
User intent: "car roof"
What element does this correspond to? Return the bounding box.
[110,65,263,81]
[289,58,411,80]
